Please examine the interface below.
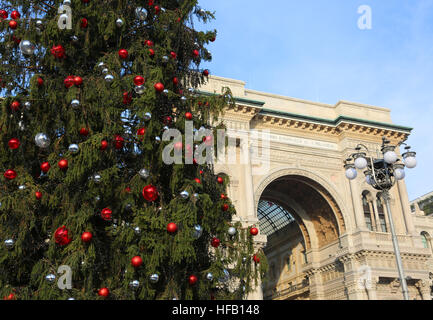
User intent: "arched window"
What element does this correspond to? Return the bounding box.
[286,251,292,272]
[421,232,430,249]
[376,195,387,232]
[362,192,373,231]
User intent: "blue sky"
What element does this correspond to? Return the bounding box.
[197,0,433,200]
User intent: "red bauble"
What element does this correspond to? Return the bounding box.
[131,256,143,268]
[118,49,128,59]
[142,185,158,201]
[81,232,93,243]
[114,135,124,149]
[250,227,259,236]
[149,48,155,57]
[35,191,42,200]
[217,176,223,184]
[4,169,17,180]
[173,77,178,85]
[98,287,109,297]
[40,162,50,173]
[188,275,198,285]
[123,91,132,105]
[64,76,75,88]
[133,76,145,86]
[220,193,226,199]
[164,116,172,124]
[73,76,83,86]
[203,69,210,77]
[10,100,20,111]
[51,45,65,59]
[37,77,44,86]
[199,170,203,175]
[210,36,216,42]
[145,40,154,47]
[253,254,260,264]
[222,204,229,211]
[8,20,17,29]
[0,10,8,19]
[54,226,72,246]
[137,128,146,136]
[211,237,220,248]
[148,0,155,7]
[79,128,89,136]
[194,178,201,184]
[100,140,108,150]
[8,138,20,149]
[167,222,177,234]
[170,51,177,59]
[193,49,199,57]
[154,82,164,93]
[10,10,20,20]
[58,159,68,170]
[101,208,112,221]
[154,5,161,15]
[4,293,15,300]
[80,18,88,28]
[185,112,193,120]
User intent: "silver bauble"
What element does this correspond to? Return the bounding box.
[63,0,72,6]
[19,40,36,55]
[68,297,75,300]
[206,272,214,281]
[71,35,79,42]
[97,62,106,69]
[163,89,169,95]
[24,101,31,109]
[139,168,149,179]
[105,74,114,82]
[149,274,159,283]
[101,68,109,74]
[219,269,230,283]
[35,133,50,148]
[180,190,189,199]
[134,85,145,95]
[45,274,56,283]
[95,196,101,202]
[162,56,169,63]
[144,112,152,120]
[71,99,80,108]
[242,257,247,263]
[134,226,141,235]
[36,20,43,28]
[5,239,14,248]
[135,7,148,21]
[92,174,102,183]
[68,144,79,153]
[188,87,195,93]
[193,225,203,239]
[18,185,26,190]
[129,280,140,288]
[228,227,237,236]
[180,96,187,102]
[116,18,124,27]
[193,193,199,199]
[163,126,169,131]
[155,136,161,143]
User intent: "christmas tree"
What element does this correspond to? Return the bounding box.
[0,0,267,300]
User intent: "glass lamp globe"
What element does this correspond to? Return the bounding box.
[345,167,357,180]
[384,150,397,164]
[366,174,373,185]
[354,156,367,170]
[403,155,417,169]
[394,168,406,180]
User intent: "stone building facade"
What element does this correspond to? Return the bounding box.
[199,75,433,300]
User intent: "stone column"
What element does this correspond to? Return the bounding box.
[368,201,377,231]
[372,200,381,232]
[396,180,416,235]
[242,140,256,221]
[349,179,366,231]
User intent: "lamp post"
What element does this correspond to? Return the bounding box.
[344,137,417,301]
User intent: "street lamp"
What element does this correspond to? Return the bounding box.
[344,136,417,301]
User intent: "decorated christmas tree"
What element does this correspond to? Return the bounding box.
[0,0,267,300]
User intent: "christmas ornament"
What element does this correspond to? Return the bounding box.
[80,18,88,28]
[149,48,155,57]
[155,136,161,143]
[137,128,146,136]
[40,162,51,173]
[206,273,214,281]
[8,20,17,29]
[54,226,72,246]
[51,45,65,59]
[162,55,169,63]
[4,239,14,248]
[193,49,199,57]
[123,91,132,104]
[134,85,145,95]
[228,227,237,236]
[253,254,260,263]
[133,76,145,86]
[129,280,140,288]
[180,190,189,199]
[217,176,224,184]
[193,225,203,239]
[142,185,158,201]
[170,51,177,59]
[114,135,124,149]
[18,185,26,191]
[139,168,149,179]
[92,174,102,183]
[64,76,75,88]
[81,231,92,243]
[101,208,112,221]
[154,6,161,14]
[203,69,209,77]
[219,269,230,283]
[79,128,89,136]
[100,140,108,150]
[154,82,164,93]
[8,138,20,149]
[37,77,44,86]
[144,112,152,120]
[135,7,148,21]
[222,204,229,211]
[211,237,220,248]
[24,101,31,109]
[19,40,36,55]
[10,100,20,111]
[71,99,80,108]
[98,288,109,297]
[45,274,56,283]
[101,68,109,74]
[73,76,83,86]
[105,74,114,82]
[134,226,141,234]
[145,40,154,46]
[35,191,42,200]
[118,49,128,59]
[167,222,177,234]
[4,169,17,180]
[180,96,187,102]
[149,274,159,283]
[194,178,201,184]
[220,193,226,199]
[188,275,198,285]
[0,10,7,19]
[63,0,72,5]
[58,159,68,170]
[193,193,199,200]
[35,19,43,29]
[173,77,179,85]
[131,256,143,268]
[250,227,259,236]
[116,18,124,27]
[11,10,20,20]
[68,144,79,153]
